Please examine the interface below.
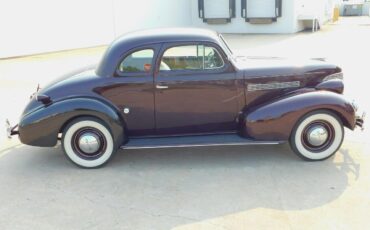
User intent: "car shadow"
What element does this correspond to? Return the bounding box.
[0,143,360,229]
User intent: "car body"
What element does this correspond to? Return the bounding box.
[8,28,365,168]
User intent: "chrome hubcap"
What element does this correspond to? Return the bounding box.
[307,125,329,146]
[78,133,101,154]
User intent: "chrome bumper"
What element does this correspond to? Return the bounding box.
[355,112,365,131]
[5,119,19,138]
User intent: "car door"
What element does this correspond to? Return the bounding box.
[154,42,241,135]
[98,45,159,137]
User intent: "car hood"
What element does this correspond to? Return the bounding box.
[233,56,340,77]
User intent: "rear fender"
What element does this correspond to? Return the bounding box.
[19,97,125,147]
[241,91,356,141]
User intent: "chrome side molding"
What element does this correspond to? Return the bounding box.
[121,141,283,150]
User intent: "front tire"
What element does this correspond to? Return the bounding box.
[290,111,344,161]
[62,117,116,168]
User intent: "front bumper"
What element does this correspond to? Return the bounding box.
[355,112,365,130]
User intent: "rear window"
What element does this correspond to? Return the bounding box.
[118,49,154,73]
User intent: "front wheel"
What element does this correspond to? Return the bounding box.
[290,111,344,161]
[62,117,116,168]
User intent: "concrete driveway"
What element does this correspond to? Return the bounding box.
[0,17,369,230]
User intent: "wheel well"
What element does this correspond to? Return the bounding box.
[297,108,350,130]
[58,115,108,137]
[326,109,352,129]
[289,109,345,161]
[289,108,346,144]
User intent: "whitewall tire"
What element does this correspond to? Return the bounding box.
[62,117,116,168]
[290,111,344,161]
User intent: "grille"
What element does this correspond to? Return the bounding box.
[248,81,300,91]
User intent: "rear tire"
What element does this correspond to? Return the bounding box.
[62,117,116,168]
[290,111,344,161]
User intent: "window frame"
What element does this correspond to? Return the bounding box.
[203,45,225,70]
[157,41,229,76]
[115,46,157,77]
[219,34,233,56]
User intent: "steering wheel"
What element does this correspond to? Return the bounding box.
[204,51,216,69]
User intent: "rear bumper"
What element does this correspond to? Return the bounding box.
[6,119,19,138]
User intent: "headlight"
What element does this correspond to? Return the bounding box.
[323,72,343,81]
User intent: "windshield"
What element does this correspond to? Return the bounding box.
[219,34,233,56]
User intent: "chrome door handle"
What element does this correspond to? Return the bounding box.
[156,85,168,89]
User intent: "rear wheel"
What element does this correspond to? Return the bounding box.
[290,111,344,161]
[62,117,116,168]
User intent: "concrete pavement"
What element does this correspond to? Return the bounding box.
[0,17,369,230]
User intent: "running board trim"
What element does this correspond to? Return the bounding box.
[120,134,285,150]
[120,141,284,150]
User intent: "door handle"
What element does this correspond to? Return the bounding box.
[156,85,169,89]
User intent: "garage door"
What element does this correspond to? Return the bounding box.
[204,0,230,18]
[246,0,276,18]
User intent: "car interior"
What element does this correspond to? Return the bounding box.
[118,45,224,74]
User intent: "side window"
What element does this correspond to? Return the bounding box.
[118,49,154,73]
[204,46,224,69]
[160,45,224,71]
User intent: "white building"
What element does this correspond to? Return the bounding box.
[192,0,337,33]
[339,0,370,16]
[0,0,337,58]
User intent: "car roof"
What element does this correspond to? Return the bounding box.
[113,28,220,46]
[96,28,221,77]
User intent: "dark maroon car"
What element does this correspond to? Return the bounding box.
[7,28,365,168]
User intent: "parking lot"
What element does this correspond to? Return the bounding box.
[0,17,369,229]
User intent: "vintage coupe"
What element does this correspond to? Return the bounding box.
[7,28,364,168]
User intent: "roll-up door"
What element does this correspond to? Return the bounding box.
[198,0,236,23]
[247,0,276,18]
[204,0,230,18]
[241,0,282,23]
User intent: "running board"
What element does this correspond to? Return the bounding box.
[120,134,284,150]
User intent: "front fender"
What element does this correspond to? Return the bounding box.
[19,97,125,147]
[242,90,356,141]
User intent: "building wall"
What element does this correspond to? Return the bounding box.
[0,0,115,58]
[339,1,370,16]
[296,0,337,29]
[0,0,335,58]
[0,0,191,58]
[191,0,303,34]
[112,0,191,38]
[363,2,370,16]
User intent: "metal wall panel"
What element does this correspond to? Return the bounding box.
[204,0,230,18]
[247,0,276,18]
